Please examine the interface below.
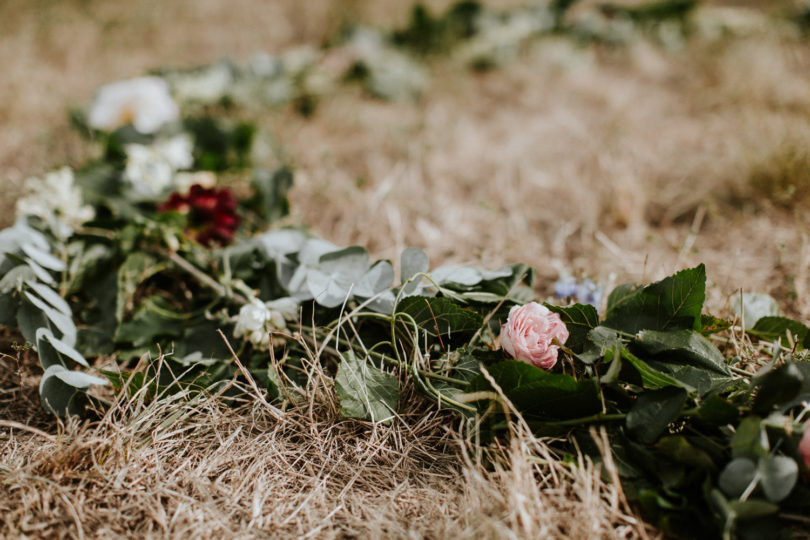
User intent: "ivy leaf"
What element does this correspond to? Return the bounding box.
[626,386,688,444]
[466,360,602,420]
[545,303,599,353]
[334,350,399,424]
[396,296,483,338]
[604,264,706,334]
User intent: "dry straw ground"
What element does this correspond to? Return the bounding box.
[2,0,810,538]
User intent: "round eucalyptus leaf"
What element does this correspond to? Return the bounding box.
[306,268,351,308]
[36,327,89,368]
[758,455,798,503]
[354,260,395,298]
[719,457,757,499]
[400,247,428,293]
[24,290,77,347]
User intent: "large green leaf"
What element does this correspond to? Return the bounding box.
[620,349,693,391]
[334,350,399,424]
[466,360,601,420]
[604,264,706,333]
[545,302,599,353]
[396,296,483,338]
[626,386,688,444]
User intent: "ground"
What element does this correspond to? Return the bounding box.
[1,0,809,538]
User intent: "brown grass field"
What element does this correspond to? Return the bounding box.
[2,0,810,537]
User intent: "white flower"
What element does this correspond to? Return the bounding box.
[15,167,94,237]
[123,135,194,197]
[87,76,179,134]
[170,62,234,103]
[233,297,298,347]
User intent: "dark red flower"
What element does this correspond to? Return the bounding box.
[158,185,240,246]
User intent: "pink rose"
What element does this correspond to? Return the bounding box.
[800,420,810,469]
[500,302,570,370]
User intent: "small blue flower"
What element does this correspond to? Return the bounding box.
[553,276,578,299]
[575,278,603,308]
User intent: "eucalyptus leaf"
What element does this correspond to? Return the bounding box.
[734,293,779,329]
[23,290,77,347]
[719,457,758,499]
[21,243,66,271]
[17,298,49,345]
[400,247,429,294]
[0,265,35,294]
[251,166,293,224]
[334,350,399,424]
[25,281,72,317]
[24,259,56,285]
[36,327,89,368]
[354,260,395,298]
[758,455,798,503]
[39,364,106,417]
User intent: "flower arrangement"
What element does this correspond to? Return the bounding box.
[3,2,810,538]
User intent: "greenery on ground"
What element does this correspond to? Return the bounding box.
[3,1,810,538]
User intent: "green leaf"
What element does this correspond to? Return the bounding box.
[39,364,106,417]
[545,303,599,353]
[626,386,688,444]
[620,349,693,392]
[23,291,77,347]
[21,243,65,271]
[719,457,757,499]
[727,499,779,520]
[36,328,89,368]
[634,329,730,375]
[758,455,798,503]
[396,296,483,338]
[467,360,602,420]
[748,316,809,348]
[732,417,767,459]
[114,296,184,348]
[116,253,161,322]
[700,314,731,335]
[752,363,804,415]
[606,281,637,313]
[697,395,739,425]
[604,264,706,333]
[334,350,399,424]
[354,260,395,298]
[25,281,71,318]
[16,298,49,345]
[400,247,429,294]
[251,167,293,224]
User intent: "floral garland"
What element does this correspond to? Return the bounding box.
[3,1,810,538]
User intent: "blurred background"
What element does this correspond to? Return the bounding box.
[2,0,809,317]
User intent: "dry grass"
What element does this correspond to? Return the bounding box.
[1,347,649,539]
[2,0,810,538]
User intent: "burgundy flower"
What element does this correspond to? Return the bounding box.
[158,184,240,246]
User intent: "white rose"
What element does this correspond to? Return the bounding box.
[87,76,179,134]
